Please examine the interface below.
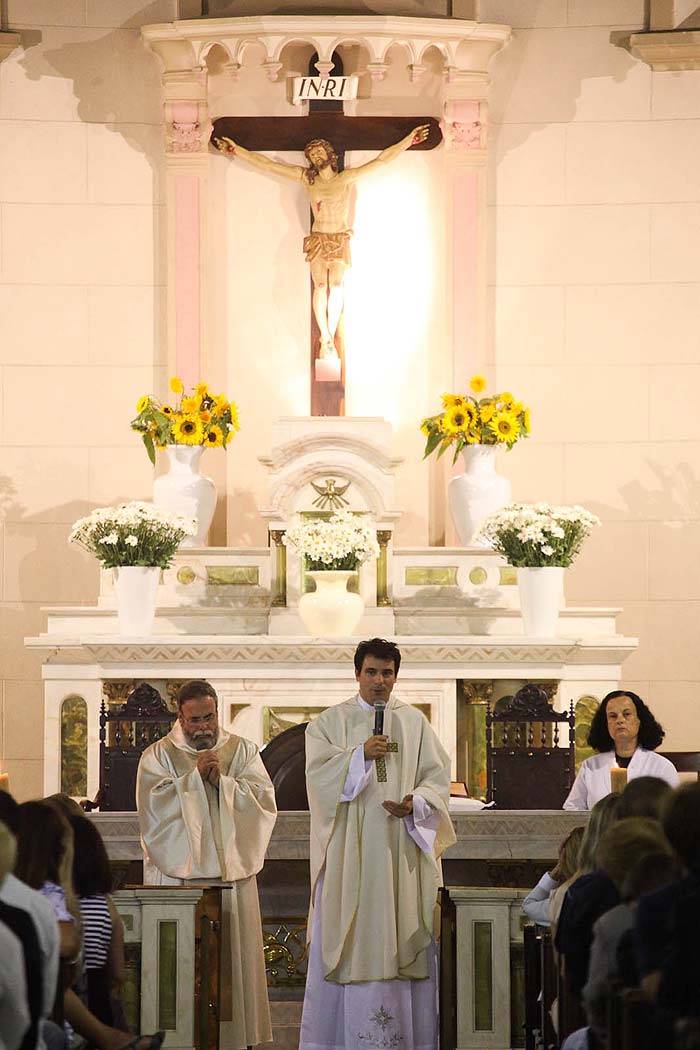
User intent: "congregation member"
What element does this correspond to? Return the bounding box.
[0,793,60,1050]
[522,825,584,926]
[563,690,679,811]
[301,638,455,1050]
[69,814,126,1029]
[0,821,31,1050]
[136,678,277,1050]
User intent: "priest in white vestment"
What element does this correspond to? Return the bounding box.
[136,679,277,1049]
[301,638,456,1050]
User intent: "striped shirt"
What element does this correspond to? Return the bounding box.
[78,895,112,969]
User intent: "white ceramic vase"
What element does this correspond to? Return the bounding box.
[517,566,565,637]
[298,570,365,637]
[448,445,511,547]
[113,565,161,636]
[153,445,216,548]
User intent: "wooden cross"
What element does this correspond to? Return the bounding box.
[376,740,399,783]
[210,110,441,417]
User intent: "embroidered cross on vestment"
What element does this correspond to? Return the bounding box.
[375,741,399,783]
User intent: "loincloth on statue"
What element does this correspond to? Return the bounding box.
[303,230,352,266]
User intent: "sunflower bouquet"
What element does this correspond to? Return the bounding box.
[421,375,530,463]
[131,377,240,465]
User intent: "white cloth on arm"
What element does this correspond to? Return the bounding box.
[522,871,559,926]
[563,748,679,810]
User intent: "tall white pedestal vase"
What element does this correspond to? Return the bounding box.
[448,445,511,547]
[114,566,161,636]
[153,445,216,548]
[518,566,565,637]
[298,571,365,637]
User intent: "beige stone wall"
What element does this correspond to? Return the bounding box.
[1,0,698,799]
[0,0,175,798]
[484,0,700,748]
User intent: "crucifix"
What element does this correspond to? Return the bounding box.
[211,55,441,417]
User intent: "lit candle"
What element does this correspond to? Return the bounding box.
[610,765,627,794]
[0,772,10,793]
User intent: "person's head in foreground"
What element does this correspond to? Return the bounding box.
[662,781,700,874]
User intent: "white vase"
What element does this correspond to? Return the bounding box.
[153,445,216,548]
[517,566,565,637]
[448,445,512,547]
[298,571,365,637]
[113,566,161,636]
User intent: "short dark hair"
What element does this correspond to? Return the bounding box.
[176,679,218,711]
[621,849,680,903]
[0,792,19,835]
[353,638,401,676]
[663,782,700,871]
[70,814,113,896]
[587,690,665,752]
[618,776,674,820]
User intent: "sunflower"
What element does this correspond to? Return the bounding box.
[199,410,212,424]
[195,381,209,399]
[181,395,199,414]
[170,376,184,395]
[205,425,224,447]
[441,393,465,409]
[499,391,514,407]
[172,415,204,445]
[465,428,481,444]
[511,400,524,416]
[489,411,521,444]
[162,405,173,416]
[420,419,433,437]
[480,402,495,424]
[136,395,150,413]
[229,400,241,432]
[443,405,470,433]
[523,407,531,435]
[211,393,229,415]
[470,374,487,394]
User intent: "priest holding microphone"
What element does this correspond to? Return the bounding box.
[301,638,455,1050]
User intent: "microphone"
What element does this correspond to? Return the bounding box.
[373,700,386,736]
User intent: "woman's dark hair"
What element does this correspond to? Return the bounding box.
[353,638,401,676]
[618,776,674,820]
[15,801,68,889]
[70,815,113,896]
[587,690,665,752]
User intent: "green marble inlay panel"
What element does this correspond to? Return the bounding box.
[60,695,87,797]
[405,566,458,586]
[499,566,517,586]
[122,941,141,1034]
[469,566,488,585]
[473,920,493,1031]
[510,942,526,1049]
[206,566,259,586]
[158,921,178,1030]
[575,695,600,772]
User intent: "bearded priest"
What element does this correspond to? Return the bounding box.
[301,638,456,1050]
[136,679,277,1050]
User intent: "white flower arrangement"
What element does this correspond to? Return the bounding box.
[479,502,601,568]
[283,511,380,571]
[70,502,197,569]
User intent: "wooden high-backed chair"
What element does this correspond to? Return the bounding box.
[486,684,576,809]
[99,682,176,811]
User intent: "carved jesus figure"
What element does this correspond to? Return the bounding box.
[214,125,429,360]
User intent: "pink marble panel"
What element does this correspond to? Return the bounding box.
[174,174,201,389]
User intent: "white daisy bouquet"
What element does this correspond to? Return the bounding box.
[479,502,600,567]
[70,502,197,569]
[130,376,240,465]
[283,511,380,571]
[421,374,531,463]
